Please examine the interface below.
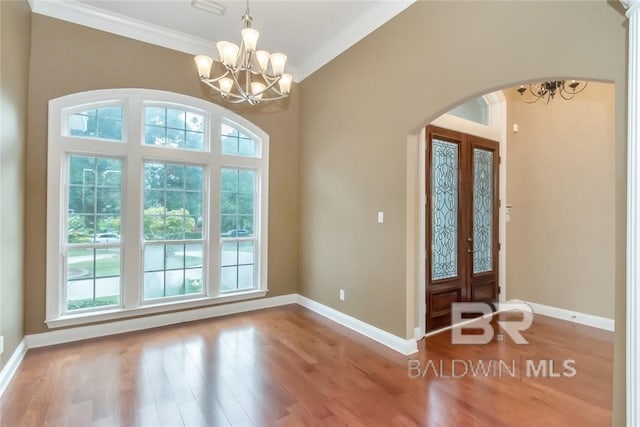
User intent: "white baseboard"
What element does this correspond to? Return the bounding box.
[508,299,614,331]
[296,295,418,355]
[0,338,27,398]
[414,326,422,340]
[27,294,297,348]
[3,292,416,395]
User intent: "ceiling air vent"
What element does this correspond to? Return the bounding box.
[191,0,226,16]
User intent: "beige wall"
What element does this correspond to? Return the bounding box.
[299,1,626,423]
[24,15,299,334]
[506,82,615,318]
[0,0,30,370]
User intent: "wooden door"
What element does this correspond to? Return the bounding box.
[426,126,499,332]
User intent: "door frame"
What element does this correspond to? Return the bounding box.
[416,91,507,338]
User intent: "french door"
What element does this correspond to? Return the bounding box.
[426,126,499,332]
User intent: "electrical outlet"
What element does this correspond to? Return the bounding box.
[339,289,345,301]
[0,336,4,355]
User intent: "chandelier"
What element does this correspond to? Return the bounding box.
[194,0,292,105]
[516,80,588,104]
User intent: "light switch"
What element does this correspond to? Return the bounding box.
[377,211,384,223]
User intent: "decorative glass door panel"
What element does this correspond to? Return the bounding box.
[473,148,494,274]
[432,139,459,281]
[426,126,499,332]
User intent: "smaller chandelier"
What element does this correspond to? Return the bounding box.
[194,0,292,105]
[517,80,588,104]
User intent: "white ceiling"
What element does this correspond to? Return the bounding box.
[28,0,415,81]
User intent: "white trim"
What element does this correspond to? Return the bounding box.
[28,0,217,60]
[28,0,416,81]
[46,290,268,329]
[30,294,419,356]
[29,294,296,349]
[0,339,27,398]
[296,1,415,79]
[2,294,417,390]
[627,2,640,424]
[625,0,640,17]
[296,295,418,356]
[509,299,615,332]
[417,128,427,339]
[485,91,508,304]
[414,326,423,340]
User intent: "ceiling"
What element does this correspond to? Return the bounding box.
[28,0,415,81]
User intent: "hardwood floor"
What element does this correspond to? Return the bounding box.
[0,305,613,426]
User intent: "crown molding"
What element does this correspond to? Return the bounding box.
[28,0,329,81]
[28,1,219,64]
[622,0,640,16]
[281,0,415,80]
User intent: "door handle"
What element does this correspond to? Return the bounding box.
[467,248,474,253]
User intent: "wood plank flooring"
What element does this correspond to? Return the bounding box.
[0,305,613,426]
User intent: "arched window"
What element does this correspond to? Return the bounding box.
[46,89,269,327]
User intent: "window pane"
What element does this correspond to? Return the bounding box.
[68,106,123,141]
[186,131,204,151]
[185,166,203,191]
[221,241,238,267]
[145,125,166,147]
[166,270,185,296]
[238,170,254,193]
[143,106,205,152]
[167,109,185,129]
[144,162,203,242]
[221,136,238,155]
[66,247,120,311]
[95,248,120,278]
[186,112,204,132]
[143,243,204,300]
[220,240,255,292]
[238,241,254,265]
[186,244,203,268]
[219,168,255,238]
[166,244,185,270]
[166,128,185,148]
[238,265,254,290]
[144,272,164,299]
[221,169,238,192]
[67,156,122,245]
[143,161,204,301]
[238,138,256,157]
[221,123,258,157]
[144,244,164,271]
[186,268,203,294]
[145,107,165,126]
[221,266,238,292]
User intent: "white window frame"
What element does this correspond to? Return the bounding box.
[46,89,269,328]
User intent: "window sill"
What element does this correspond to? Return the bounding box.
[45,290,268,329]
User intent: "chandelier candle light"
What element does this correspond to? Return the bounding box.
[194,0,292,105]
[516,80,588,104]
